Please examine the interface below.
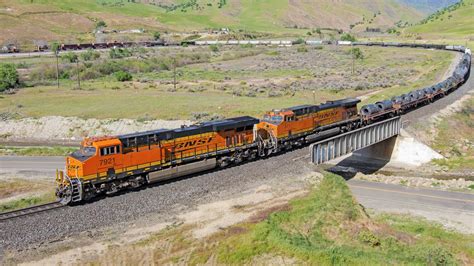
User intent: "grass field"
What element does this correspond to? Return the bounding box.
[406,0,474,40]
[213,173,473,264]
[0,46,454,120]
[394,0,474,48]
[431,97,474,171]
[0,178,56,213]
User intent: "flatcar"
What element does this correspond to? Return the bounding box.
[56,116,258,203]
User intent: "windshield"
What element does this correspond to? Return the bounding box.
[263,115,283,125]
[70,146,96,162]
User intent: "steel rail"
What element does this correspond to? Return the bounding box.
[0,201,65,221]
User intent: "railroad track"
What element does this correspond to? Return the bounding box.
[0,202,65,221]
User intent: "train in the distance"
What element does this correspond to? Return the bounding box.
[55,43,471,204]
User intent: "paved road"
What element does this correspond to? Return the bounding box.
[0,156,64,176]
[348,179,474,233]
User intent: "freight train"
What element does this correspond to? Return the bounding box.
[2,38,470,53]
[55,43,471,204]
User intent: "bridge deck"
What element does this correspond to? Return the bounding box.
[310,117,401,165]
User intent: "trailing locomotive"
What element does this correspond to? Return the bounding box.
[56,44,471,204]
[255,98,360,155]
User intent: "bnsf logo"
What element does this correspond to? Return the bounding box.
[316,110,338,119]
[175,137,213,149]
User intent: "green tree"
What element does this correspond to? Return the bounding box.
[0,63,19,92]
[350,47,364,59]
[50,42,60,54]
[153,31,161,40]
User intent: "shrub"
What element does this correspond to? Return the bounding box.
[209,44,219,52]
[153,31,161,40]
[96,20,107,28]
[245,91,257,97]
[80,49,100,61]
[294,38,305,45]
[61,52,78,63]
[114,71,133,82]
[240,43,254,49]
[81,69,101,80]
[109,48,131,59]
[297,47,308,53]
[340,33,356,42]
[0,63,19,92]
[268,90,283,97]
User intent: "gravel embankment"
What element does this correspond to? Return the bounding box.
[0,62,471,258]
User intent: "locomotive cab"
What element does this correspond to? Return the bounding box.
[57,136,124,203]
[66,137,123,179]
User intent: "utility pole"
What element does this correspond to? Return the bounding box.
[56,52,60,88]
[351,43,355,75]
[76,59,81,89]
[173,57,177,91]
[51,42,60,88]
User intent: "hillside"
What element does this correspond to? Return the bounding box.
[0,0,423,46]
[405,0,473,41]
[398,0,460,13]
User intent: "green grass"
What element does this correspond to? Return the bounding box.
[0,145,75,156]
[430,97,474,171]
[406,0,474,40]
[208,173,473,264]
[0,192,56,213]
[0,84,342,120]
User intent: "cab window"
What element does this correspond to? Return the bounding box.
[100,145,120,156]
[262,115,281,125]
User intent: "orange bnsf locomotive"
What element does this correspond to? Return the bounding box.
[255,98,360,155]
[56,99,360,204]
[56,116,258,203]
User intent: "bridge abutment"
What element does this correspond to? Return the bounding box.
[349,129,443,167]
